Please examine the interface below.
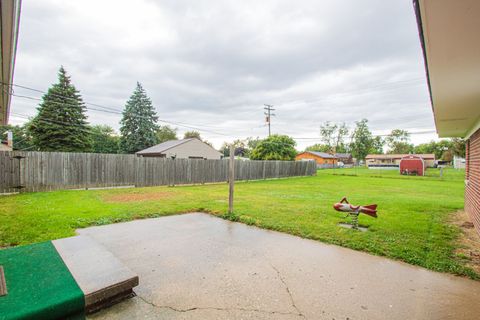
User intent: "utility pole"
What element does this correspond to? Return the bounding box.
[264,104,275,137]
[228,144,235,214]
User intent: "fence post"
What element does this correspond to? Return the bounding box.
[85,153,90,190]
[172,159,176,187]
[228,145,235,214]
[18,152,25,193]
[202,158,206,185]
[134,156,138,187]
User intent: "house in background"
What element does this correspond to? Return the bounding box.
[136,138,222,159]
[453,156,466,169]
[0,142,12,151]
[296,151,337,168]
[335,153,353,165]
[365,154,435,169]
[0,130,13,151]
[414,0,480,235]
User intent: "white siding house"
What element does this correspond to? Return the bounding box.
[136,138,222,159]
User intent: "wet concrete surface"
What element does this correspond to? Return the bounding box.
[82,213,480,320]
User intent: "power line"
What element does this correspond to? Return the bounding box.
[4,79,434,144]
[3,81,234,135]
[11,112,94,134]
[9,80,232,130]
[9,111,439,152]
[2,82,126,113]
[2,77,426,115]
[288,130,437,141]
[5,78,427,131]
[11,93,116,114]
[10,92,232,137]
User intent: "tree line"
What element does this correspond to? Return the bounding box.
[303,120,465,160]
[217,119,465,162]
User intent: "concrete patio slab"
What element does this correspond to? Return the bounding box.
[81,213,480,320]
[52,235,139,312]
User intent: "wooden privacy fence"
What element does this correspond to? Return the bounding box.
[0,151,316,193]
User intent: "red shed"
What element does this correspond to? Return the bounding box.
[400,155,425,176]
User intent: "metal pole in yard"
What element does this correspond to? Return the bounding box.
[228,144,235,214]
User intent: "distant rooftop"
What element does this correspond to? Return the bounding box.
[0,143,12,151]
[335,153,351,158]
[303,151,337,159]
[136,139,194,155]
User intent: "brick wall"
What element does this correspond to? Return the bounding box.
[466,128,480,236]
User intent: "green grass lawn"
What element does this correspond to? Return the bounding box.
[1,167,476,278]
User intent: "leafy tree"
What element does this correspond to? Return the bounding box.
[183,130,201,140]
[182,130,213,146]
[349,119,381,160]
[437,140,455,159]
[220,139,249,157]
[386,129,413,154]
[319,121,349,152]
[442,149,454,162]
[414,140,437,156]
[451,138,466,158]
[220,142,230,157]
[371,136,384,154]
[250,135,297,160]
[246,137,262,151]
[305,143,331,152]
[414,140,447,159]
[414,139,465,160]
[28,66,92,152]
[91,125,119,154]
[156,125,178,143]
[119,82,159,153]
[0,123,34,150]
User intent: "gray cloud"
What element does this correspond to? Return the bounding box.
[10,0,435,149]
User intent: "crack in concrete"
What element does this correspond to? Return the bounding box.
[136,294,304,317]
[269,263,307,319]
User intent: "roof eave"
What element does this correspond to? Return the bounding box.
[0,0,22,125]
[412,0,437,136]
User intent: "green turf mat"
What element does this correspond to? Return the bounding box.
[0,242,85,320]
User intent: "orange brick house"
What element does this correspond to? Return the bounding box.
[296,151,337,167]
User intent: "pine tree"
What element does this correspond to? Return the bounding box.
[29,66,92,152]
[119,82,159,153]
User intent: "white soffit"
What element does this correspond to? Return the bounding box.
[419,0,480,138]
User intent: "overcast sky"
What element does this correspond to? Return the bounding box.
[10,0,436,149]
